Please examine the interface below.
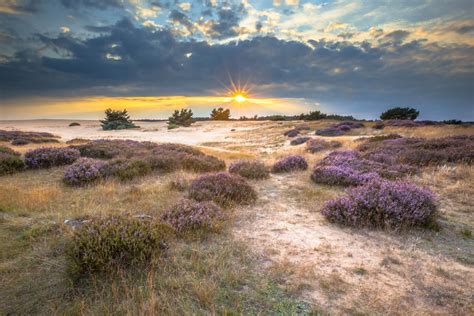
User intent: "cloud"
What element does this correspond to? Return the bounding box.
[0,0,41,14]
[60,26,70,33]
[60,0,123,10]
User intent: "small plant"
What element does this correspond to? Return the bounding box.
[100,108,138,130]
[321,179,437,230]
[11,138,29,145]
[161,199,225,233]
[380,107,419,120]
[24,147,80,168]
[101,159,152,181]
[63,158,106,186]
[66,216,173,274]
[69,122,81,127]
[210,107,231,120]
[306,139,341,153]
[189,172,257,207]
[284,129,300,138]
[290,137,310,146]
[311,165,380,186]
[229,160,269,179]
[315,127,344,137]
[0,152,25,175]
[272,155,308,173]
[168,108,194,128]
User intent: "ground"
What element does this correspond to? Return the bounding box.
[0,120,473,315]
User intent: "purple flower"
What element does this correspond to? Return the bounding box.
[63,158,105,186]
[272,155,308,173]
[25,147,80,168]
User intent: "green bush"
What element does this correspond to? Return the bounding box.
[100,108,138,130]
[210,107,231,120]
[101,159,152,181]
[66,216,174,274]
[168,109,194,128]
[380,107,419,120]
[0,152,25,175]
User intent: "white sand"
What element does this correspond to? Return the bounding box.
[0,120,261,145]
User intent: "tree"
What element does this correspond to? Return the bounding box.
[299,111,327,120]
[168,108,194,129]
[100,108,138,130]
[380,107,419,120]
[210,107,231,120]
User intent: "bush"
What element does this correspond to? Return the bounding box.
[189,172,257,207]
[272,155,308,173]
[299,110,327,120]
[380,107,419,120]
[168,108,194,128]
[443,119,463,125]
[66,216,173,274]
[373,121,385,129]
[0,152,25,175]
[333,121,364,129]
[290,137,310,146]
[63,158,105,186]
[11,138,29,145]
[321,179,437,230]
[383,120,418,127]
[73,139,150,159]
[228,160,269,179]
[210,108,231,120]
[306,138,341,153]
[161,199,225,233]
[284,129,300,137]
[315,127,344,137]
[359,134,402,143]
[101,108,138,130]
[69,122,81,127]
[24,147,80,168]
[101,159,152,181]
[311,165,380,186]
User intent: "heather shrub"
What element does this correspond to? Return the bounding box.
[11,138,29,145]
[359,134,402,143]
[24,147,80,168]
[333,121,364,129]
[373,121,385,129]
[100,108,138,130]
[69,122,81,127]
[0,146,20,156]
[101,159,152,181]
[321,179,437,230]
[189,172,257,207]
[311,165,380,186]
[0,152,25,175]
[63,158,106,186]
[161,199,225,233]
[0,130,59,144]
[383,119,418,127]
[284,129,300,137]
[272,155,308,173]
[66,216,173,274]
[73,139,146,159]
[228,160,269,179]
[315,126,344,136]
[306,138,341,153]
[290,137,310,146]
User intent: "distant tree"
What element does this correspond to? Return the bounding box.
[100,108,138,130]
[168,108,194,129]
[210,107,231,120]
[300,111,327,120]
[442,119,463,125]
[380,107,419,120]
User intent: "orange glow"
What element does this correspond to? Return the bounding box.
[234,94,247,102]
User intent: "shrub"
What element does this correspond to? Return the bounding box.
[284,129,300,138]
[63,158,105,186]
[100,108,138,130]
[66,216,173,274]
[299,110,327,120]
[11,138,29,145]
[0,146,20,156]
[311,165,380,186]
[321,179,437,230]
[73,139,148,159]
[315,127,344,136]
[228,160,269,179]
[333,121,364,129]
[272,155,308,173]
[161,199,225,233]
[69,122,81,127]
[101,159,152,181]
[380,107,419,120]
[210,107,231,120]
[295,125,311,131]
[0,130,59,144]
[359,134,402,143]
[0,152,25,175]
[290,137,310,146]
[24,147,80,168]
[168,108,194,128]
[373,121,385,129]
[443,119,463,125]
[383,120,418,127]
[306,138,341,153]
[189,172,257,206]
[168,177,190,191]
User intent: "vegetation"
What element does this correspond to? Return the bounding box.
[67,216,173,275]
[321,179,437,230]
[228,160,269,179]
[210,107,231,120]
[0,129,59,144]
[272,155,308,173]
[284,129,300,137]
[100,108,138,130]
[0,151,25,175]
[69,122,81,127]
[63,158,105,186]
[24,147,80,168]
[161,199,225,234]
[189,172,257,207]
[290,136,310,145]
[306,138,341,153]
[168,108,194,129]
[380,107,419,120]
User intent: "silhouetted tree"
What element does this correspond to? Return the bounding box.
[210,107,231,120]
[168,108,194,129]
[380,107,419,120]
[100,108,138,130]
[299,111,327,120]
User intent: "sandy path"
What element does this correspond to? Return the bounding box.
[234,172,474,314]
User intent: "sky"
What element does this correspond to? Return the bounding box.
[0,0,473,120]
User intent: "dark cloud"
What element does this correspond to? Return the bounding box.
[169,9,194,34]
[208,4,247,39]
[0,0,42,14]
[455,24,474,34]
[381,30,411,45]
[0,18,473,119]
[60,0,123,10]
[85,25,113,33]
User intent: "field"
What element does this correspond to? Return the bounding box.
[0,120,473,315]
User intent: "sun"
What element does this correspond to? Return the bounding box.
[234,94,247,102]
